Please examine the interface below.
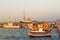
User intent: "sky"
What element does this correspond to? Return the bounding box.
[0,0,60,22]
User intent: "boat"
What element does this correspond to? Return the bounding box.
[28,21,52,37]
[20,18,32,28]
[3,22,20,28]
[28,29,51,37]
[20,9,32,28]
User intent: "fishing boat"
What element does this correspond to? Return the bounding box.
[28,21,52,37]
[3,22,20,28]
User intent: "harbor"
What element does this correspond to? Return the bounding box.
[0,21,60,40]
[0,27,60,40]
[0,16,60,40]
[0,0,60,40]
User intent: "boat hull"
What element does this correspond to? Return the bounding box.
[3,26,20,28]
[28,31,51,37]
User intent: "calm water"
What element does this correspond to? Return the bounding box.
[0,28,60,40]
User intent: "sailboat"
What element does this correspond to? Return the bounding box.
[20,9,32,28]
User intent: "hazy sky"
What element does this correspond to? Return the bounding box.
[0,0,60,22]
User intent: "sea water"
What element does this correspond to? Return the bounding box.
[0,28,60,40]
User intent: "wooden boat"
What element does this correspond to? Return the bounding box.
[3,22,20,28]
[28,21,52,37]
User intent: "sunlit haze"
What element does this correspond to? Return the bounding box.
[0,0,60,22]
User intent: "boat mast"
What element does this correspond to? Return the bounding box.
[23,9,25,20]
[9,17,11,22]
[14,18,16,22]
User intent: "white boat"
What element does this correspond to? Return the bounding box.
[3,22,20,28]
[20,18,32,23]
